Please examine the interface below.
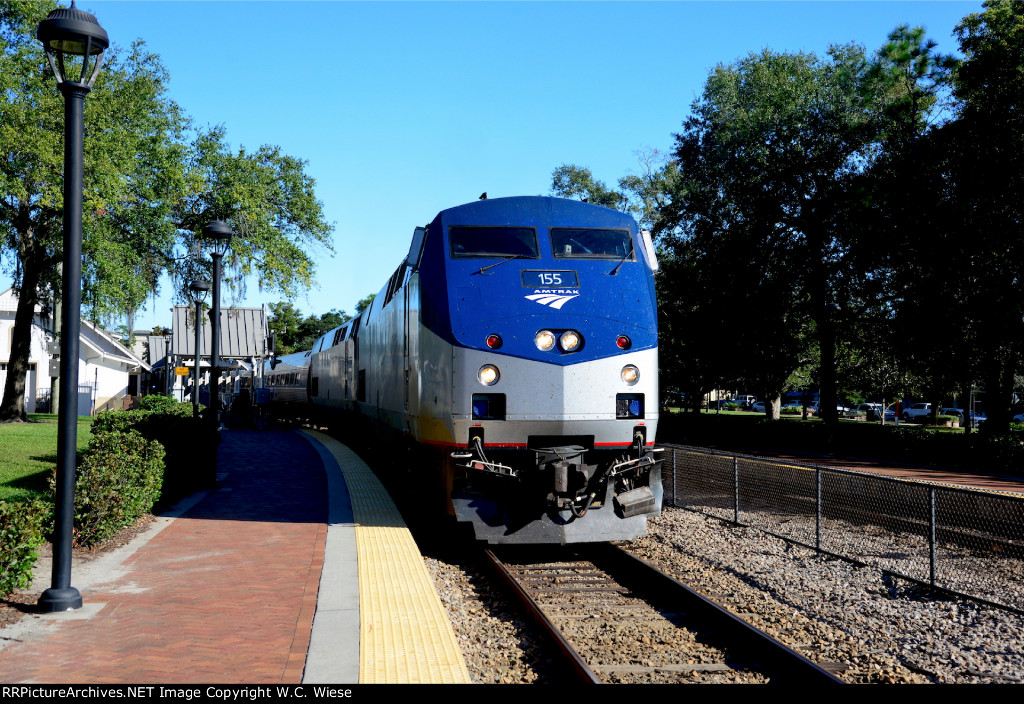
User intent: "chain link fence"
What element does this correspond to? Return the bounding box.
[660,444,1024,613]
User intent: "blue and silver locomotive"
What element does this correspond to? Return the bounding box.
[267,196,662,543]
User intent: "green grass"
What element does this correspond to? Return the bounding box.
[0,415,93,502]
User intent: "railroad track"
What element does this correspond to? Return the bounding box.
[483,543,844,685]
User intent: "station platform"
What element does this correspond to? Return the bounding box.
[0,429,471,685]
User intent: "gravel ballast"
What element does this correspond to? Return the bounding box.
[424,507,1024,684]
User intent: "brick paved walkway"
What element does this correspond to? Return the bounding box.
[0,429,327,684]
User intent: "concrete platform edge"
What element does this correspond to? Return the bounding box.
[296,430,360,684]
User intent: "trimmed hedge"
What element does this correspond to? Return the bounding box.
[0,498,49,597]
[1,397,212,596]
[58,430,164,547]
[92,399,217,502]
[137,395,192,414]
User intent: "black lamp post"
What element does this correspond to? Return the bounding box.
[202,221,232,431]
[187,280,211,420]
[36,2,108,613]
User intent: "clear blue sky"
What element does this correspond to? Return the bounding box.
[12,1,984,329]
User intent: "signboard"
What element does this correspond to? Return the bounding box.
[175,367,190,376]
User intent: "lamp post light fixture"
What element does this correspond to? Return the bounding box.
[202,221,233,431]
[35,2,108,613]
[187,280,211,420]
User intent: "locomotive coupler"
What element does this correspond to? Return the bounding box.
[532,445,606,519]
[531,445,588,492]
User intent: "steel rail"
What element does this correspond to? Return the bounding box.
[482,548,602,684]
[599,545,845,686]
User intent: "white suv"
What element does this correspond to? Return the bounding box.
[902,403,932,420]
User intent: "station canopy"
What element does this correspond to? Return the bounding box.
[171,306,268,361]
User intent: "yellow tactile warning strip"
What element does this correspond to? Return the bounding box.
[301,430,472,684]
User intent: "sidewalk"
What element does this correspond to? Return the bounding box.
[0,429,327,683]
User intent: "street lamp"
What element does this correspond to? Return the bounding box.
[36,2,108,613]
[187,280,211,420]
[202,221,232,431]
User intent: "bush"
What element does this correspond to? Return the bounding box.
[92,408,150,434]
[64,430,164,547]
[91,398,216,502]
[137,395,191,414]
[0,498,49,598]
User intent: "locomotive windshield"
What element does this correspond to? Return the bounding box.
[550,228,634,260]
[449,226,539,259]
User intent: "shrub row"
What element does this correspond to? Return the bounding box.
[92,397,217,503]
[62,430,165,547]
[0,397,217,599]
[0,498,49,598]
[659,413,1024,478]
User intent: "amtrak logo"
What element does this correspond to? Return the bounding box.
[525,289,580,310]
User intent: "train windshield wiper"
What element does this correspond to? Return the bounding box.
[607,240,635,276]
[477,254,521,275]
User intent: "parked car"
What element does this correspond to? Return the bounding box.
[940,408,987,425]
[752,401,766,413]
[848,403,899,421]
[807,403,849,414]
[781,401,811,415]
[902,402,932,421]
[847,402,881,419]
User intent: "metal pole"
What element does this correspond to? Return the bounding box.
[39,82,88,612]
[50,275,61,415]
[815,468,822,552]
[733,455,740,524]
[193,300,202,419]
[210,251,223,431]
[929,486,937,588]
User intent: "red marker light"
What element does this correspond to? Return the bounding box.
[616,335,631,350]
[486,334,502,349]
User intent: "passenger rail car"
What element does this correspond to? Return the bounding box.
[261,350,312,414]
[277,196,663,543]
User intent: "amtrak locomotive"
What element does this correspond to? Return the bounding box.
[265,196,662,543]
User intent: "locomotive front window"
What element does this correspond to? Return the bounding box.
[550,228,634,260]
[449,226,539,259]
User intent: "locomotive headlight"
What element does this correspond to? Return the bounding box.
[559,330,582,352]
[621,365,640,385]
[535,330,556,351]
[478,364,500,386]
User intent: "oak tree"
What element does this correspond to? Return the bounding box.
[0,1,333,420]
